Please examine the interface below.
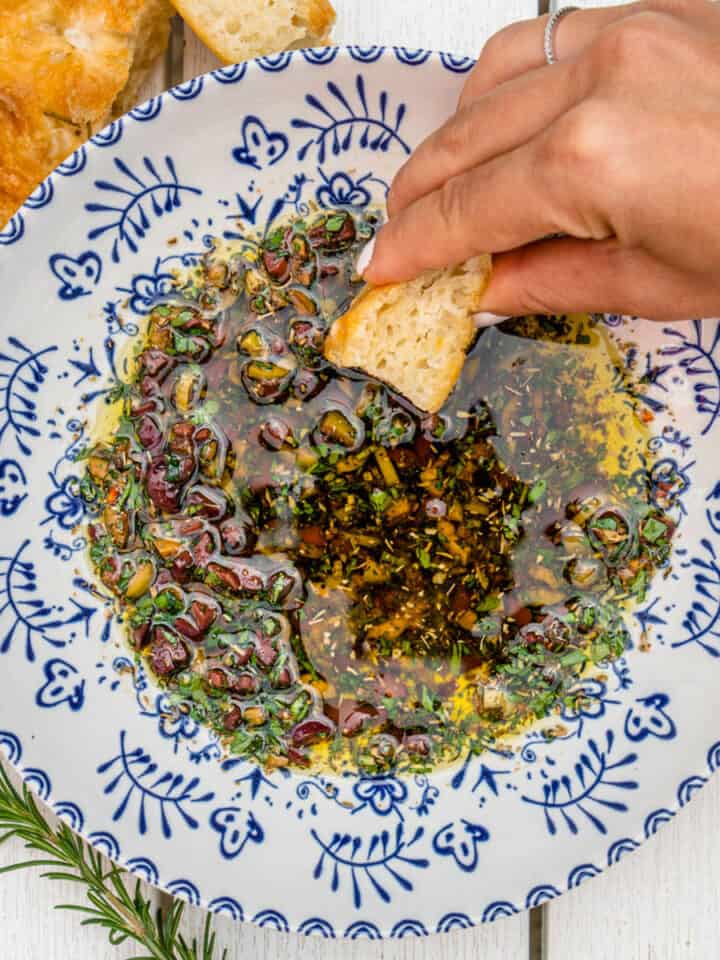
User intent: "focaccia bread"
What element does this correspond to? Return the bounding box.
[170,0,336,64]
[324,256,493,413]
[0,0,174,226]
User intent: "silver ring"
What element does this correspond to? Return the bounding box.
[544,5,580,65]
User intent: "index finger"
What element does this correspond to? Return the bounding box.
[365,115,611,286]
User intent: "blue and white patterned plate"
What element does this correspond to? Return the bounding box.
[0,47,718,939]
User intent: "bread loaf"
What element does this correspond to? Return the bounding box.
[0,0,174,226]
[170,0,336,64]
[324,256,493,413]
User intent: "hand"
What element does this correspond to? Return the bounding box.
[363,0,720,321]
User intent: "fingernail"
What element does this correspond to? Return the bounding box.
[356,236,376,277]
[473,312,511,328]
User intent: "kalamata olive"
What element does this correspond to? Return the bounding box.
[319,264,339,279]
[373,412,416,447]
[340,703,377,738]
[141,375,160,397]
[263,250,290,284]
[267,567,302,607]
[291,716,335,747]
[132,622,150,648]
[273,666,294,689]
[141,349,173,378]
[208,560,264,594]
[223,706,243,731]
[190,599,218,632]
[206,562,239,592]
[184,484,229,520]
[290,320,317,347]
[404,733,431,757]
[137,415,163,450]
[287,746,311,767]
[308,213,356,253]
[147,458,181,513]
[289,319,325,368]
[259,417,294,451]
[219,515,254,556]
[149,628,189,676]
[230,673,261,697]
[292,369,322,400]
[421,412,468,444]
[175,597,218,639]
[168,421,195,455]
[171,549,194,583]
[87,523,103,542]
[223,644,253,668]
[192,531,216,567]
[233,561,265,592]
[206,668,227,690]
[131,398,159,417]
[254,638,278,670]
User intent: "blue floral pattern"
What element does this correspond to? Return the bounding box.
[1,47,719,939]
[232,116,289,170]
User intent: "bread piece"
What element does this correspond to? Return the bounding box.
[171,0,335,65]
[324,256,493,413]
[0,0,173,226]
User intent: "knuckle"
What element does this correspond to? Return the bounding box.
[436,176,466,233]
[387,166,411,212]
[435,112,474,161]
[591,12,670,68]
[478,23,524,73]
[511,260,563,316]
[547,105,611,175]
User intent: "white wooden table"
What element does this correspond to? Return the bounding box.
[4,1,720,956]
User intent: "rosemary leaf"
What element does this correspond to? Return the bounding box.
[0,760,227,959]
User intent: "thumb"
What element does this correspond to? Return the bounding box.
[480,236,698,322]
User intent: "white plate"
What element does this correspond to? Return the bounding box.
[0,47,717,939]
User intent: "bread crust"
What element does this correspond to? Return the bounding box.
[0,0,172,226]
[304,0,336,38]
[324,255,492,413]
[171,0,336,65]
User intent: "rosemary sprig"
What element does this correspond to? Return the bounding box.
[0,760,227,959]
